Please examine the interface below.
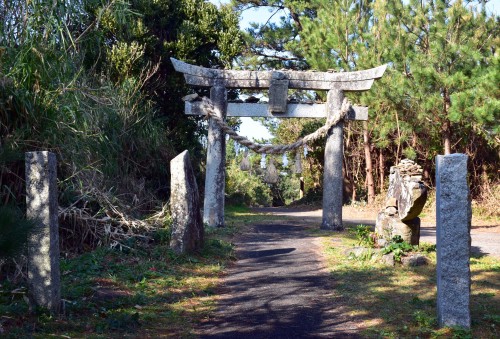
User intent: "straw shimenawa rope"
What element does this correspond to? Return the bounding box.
[199,96,351,154]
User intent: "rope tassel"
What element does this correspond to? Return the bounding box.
[282,153,288,167]
[264,158,279,184]
[294,152,302,174]
[240,150,250,171]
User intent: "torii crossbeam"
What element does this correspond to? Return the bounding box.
[171,58,386,229]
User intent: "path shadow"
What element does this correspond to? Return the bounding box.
[238,247,296,259]
[198,222,362,338]
[470,246,488,258]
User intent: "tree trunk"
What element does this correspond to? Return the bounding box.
[363,121,375,205]
[481,163,491,195]
[423,163,432,187]
[379,149,385,193]
[443,119,452,155]
[442,89,452,155]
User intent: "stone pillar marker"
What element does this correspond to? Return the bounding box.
[25,151,61,314]
[436,153,471,328]
[322,89,344,230]
[170,150,204,254]
[203,84,227,227]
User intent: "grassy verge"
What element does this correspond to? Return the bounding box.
[1,218,245,338]
[319,225,500,338]
[2,242,232,338]
[4,206,496,338]
[0,205,279,338]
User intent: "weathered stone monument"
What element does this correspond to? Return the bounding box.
[436,154,471,328]
[171,58,386,229]
[169,150,204,254]
[25,151,61,314]
[375,159,427,245]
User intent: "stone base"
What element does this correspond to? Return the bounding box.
[375,212,420,245]
[401,254,428,266]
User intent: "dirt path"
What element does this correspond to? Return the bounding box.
[197,206,499,338]
[252,206,500,258]
[198,220,361,338]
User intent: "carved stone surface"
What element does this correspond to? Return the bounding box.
[387,161,427,221]
[170,150,204,254]
[436,154,471,328]
[25,151,61,314]
[171,58,387,90]
[186,101,369,120]
[268,76,288,113]
[375,212,420,245]
[376,159,427,245]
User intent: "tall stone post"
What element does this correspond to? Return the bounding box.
[203,84,227,227]
[25,151,61,314]
[170,150,204,254]
[322,89,344,230]
[436,154,471,328]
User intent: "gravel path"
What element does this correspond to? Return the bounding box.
[198,221,361,338]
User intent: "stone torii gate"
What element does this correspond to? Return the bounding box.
[171,58,386,229]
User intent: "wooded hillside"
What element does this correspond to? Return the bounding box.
[0,0,242,252]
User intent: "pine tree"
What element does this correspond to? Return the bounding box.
[231,0,499,200]
[399,0,499,155]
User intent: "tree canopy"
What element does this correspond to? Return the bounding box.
[0,0,243,249]
[230,0,499,201]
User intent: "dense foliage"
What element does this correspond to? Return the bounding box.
[0,0,242,252]
[230,0,499,203]
[0,0,498,250]
[225,141,302,206]
[0,206,34,260]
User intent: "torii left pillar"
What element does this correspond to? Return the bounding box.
[203,83,227,227]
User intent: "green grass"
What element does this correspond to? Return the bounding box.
[320,225,500,338]
[0,206,276,338]
[2,207,497,338]
[0,227,236,338]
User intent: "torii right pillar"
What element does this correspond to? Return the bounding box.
[322,89,345,230]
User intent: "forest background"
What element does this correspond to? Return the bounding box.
[0,0,498,255]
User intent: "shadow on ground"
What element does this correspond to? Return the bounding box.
[198,222,361,338]
[197,211,500,338]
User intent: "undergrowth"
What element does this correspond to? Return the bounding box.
[0,225,236,337]
[381,235,415,262]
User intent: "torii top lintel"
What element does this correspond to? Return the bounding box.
[171,58,387,91]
